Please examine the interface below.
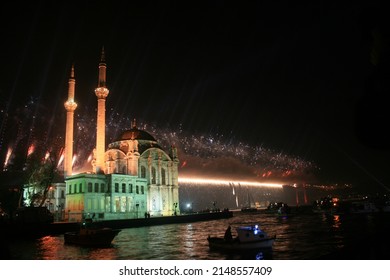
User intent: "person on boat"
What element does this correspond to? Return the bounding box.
[224,225,233,241]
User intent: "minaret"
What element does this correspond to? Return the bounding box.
[94,47,109,173]
[64,64,77,177]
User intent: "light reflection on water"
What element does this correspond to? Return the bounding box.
[6,211,390,260]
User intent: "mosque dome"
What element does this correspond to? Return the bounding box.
[117,127,157,142]
[109,123,164,153]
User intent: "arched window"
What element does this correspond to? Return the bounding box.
[94,183,99,193]
[115,183,119,193]
[161,168,166,185]
[129,183,133,193]
[151,167,156,184]
[122,183,126,193]
[141,166,146,178]
[100,183,105,193]
[141,185,144,194]
[136,185,139,194]
[88,182,92,192]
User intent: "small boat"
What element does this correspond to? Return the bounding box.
[64,218,121,247]
[266,202,290,215]
[312,196,339,215]
[207,224,275,251]
[240,187,258,212]
[379,200,390,212]
[349,200,379,214]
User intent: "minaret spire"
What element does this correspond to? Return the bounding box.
[100,46,105,62]
[98,46,106,87]
[64,64,77,177]
[93,47,109,173]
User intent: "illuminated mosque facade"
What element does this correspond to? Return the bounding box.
[63,49,180,221]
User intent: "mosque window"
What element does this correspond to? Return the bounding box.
[88,182,92,192]
[94,183,99,193]
[115,183,119,193]
[122,183,126,193]
[100,183,105,192]
[141,185,144,194]
[141,166,146,178]
[129,183,133,193]
[79,183,82,193]
[87,199,92,210]
[136,185,139,194]
[161,168,166,185]
[151,167,156,184]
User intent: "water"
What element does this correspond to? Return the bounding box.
[5,211,390,260]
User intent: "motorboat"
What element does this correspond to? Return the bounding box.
[207,224,275,251]
[379,200,390,212]
[64,218,121,247]
[312,196,339,214]
[349,200,379,214]
[266,202,291,215]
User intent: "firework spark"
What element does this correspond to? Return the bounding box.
[1,101,319,185]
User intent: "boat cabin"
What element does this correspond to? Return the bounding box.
[235,225,267,242]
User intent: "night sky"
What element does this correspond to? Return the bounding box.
[1,0,389,193]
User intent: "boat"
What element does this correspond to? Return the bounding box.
[1,207,56,239]
[13,207,54,224]
[312,196,339,214]
[349,200,379,214]
[64,218,121,247]
[240,188,258,212]
[265,201,291,217]
[207,224,275,251]
[379,200,390,212]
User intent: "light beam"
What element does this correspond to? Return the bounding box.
[178,177,283,188]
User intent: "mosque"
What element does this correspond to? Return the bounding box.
[63,49,180,221]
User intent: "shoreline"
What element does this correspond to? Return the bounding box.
[0,210,234,238]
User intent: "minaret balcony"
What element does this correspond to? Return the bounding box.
[95,87,109,99]
[64,101,78,111]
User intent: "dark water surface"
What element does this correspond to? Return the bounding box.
[5,211,390,260]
